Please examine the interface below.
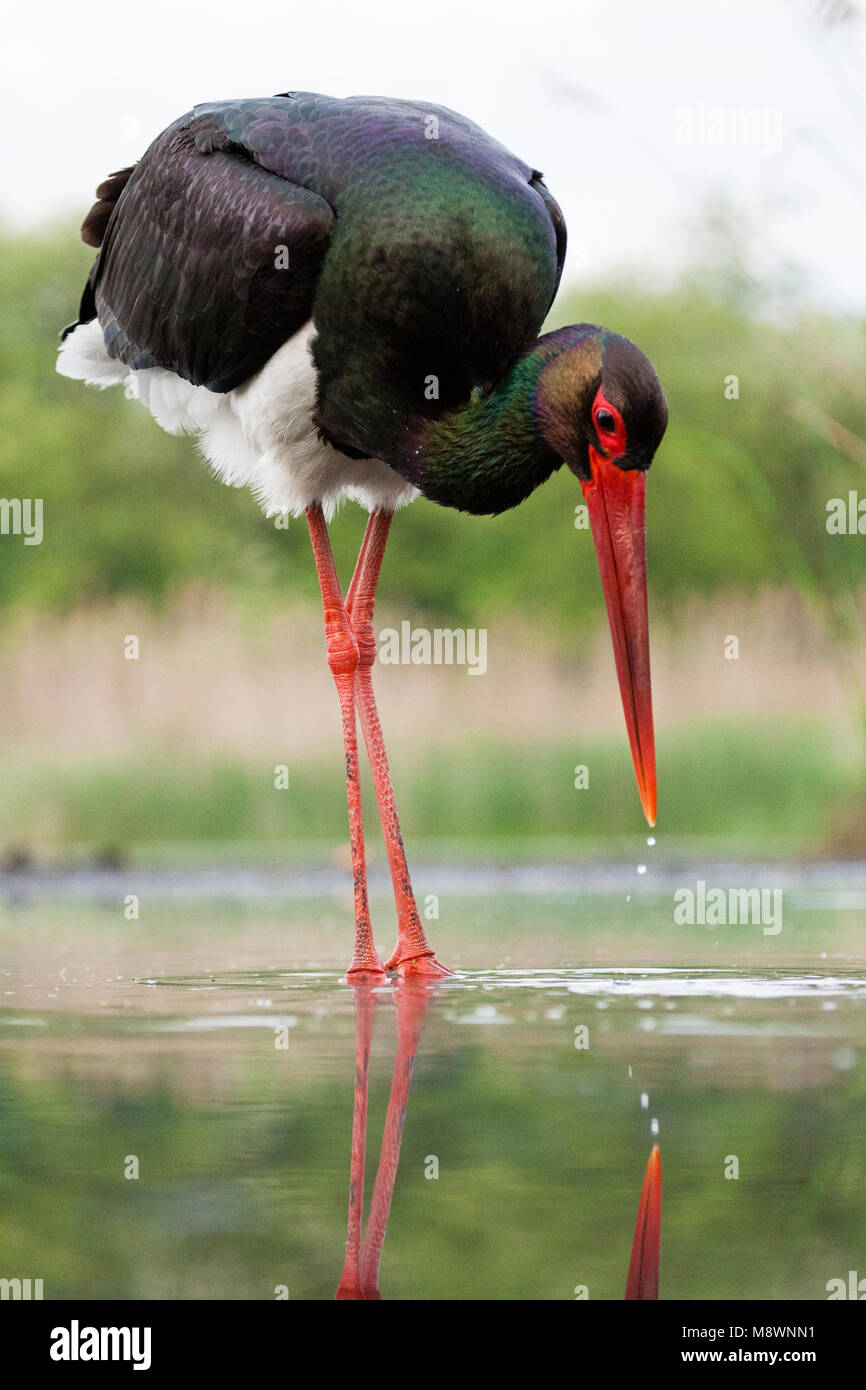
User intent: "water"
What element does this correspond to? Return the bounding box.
[1,864,865,1300]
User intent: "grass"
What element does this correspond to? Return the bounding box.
[1,720,861,862]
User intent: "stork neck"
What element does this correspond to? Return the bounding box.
[390,325,600,515]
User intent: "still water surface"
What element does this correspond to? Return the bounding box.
[1,862,864,1300]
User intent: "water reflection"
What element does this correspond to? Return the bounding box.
[333,975,664,1299]
[1,886,865,1300]
[625,1145,661,1300]
[336,979,431,1300]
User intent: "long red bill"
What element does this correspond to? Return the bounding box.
[581,452,657,827]
[625,1144,662,1300]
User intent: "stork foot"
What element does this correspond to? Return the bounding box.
[385,947,455,978]
[345,962,387,983]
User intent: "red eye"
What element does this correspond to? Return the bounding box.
[592,390,626,455]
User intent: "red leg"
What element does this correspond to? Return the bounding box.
[346,510,452,976]
[306,504,384,979]
[334,978,377,1299]
[358,979,432,1296]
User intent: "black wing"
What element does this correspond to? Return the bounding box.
[77,109,335,392]
[529,172,567,314]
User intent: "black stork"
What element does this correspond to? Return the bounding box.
[57,91,668,980]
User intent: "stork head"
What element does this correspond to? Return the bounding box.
[535,326,668,827]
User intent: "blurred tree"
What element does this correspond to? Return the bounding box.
[0,223,863,652]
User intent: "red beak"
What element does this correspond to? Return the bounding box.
[581,451,657,827]
[625,1144,662,1300]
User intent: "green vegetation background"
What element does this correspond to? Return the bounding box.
[1,222,864,857]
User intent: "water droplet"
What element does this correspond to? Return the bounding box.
[650,1117,659,1135]
[626,894,631,902]
[640,1092,649,1109]
[627,1065,632,1078]
[637,864,647,875]
[646,836,656,846]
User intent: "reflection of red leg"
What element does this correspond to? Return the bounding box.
[306,505,384,979]
[347,510,452,976]
[334,979,377,1299]
[625,1145,662,1299]
[358,980,432,1297]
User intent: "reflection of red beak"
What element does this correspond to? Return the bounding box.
[582,450,657,827]
[625,1144,662,1300]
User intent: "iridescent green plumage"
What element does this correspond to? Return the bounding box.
[67,90,666,515]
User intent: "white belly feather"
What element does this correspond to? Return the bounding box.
[56,320,418,520]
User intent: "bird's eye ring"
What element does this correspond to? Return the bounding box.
[590,390,626,455]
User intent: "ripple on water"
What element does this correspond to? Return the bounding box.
[449,968,866,1002]
[133,965,866,1001]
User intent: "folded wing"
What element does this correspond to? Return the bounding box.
[75,108,335,393]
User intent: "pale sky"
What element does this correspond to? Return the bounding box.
[3,0,865,309]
